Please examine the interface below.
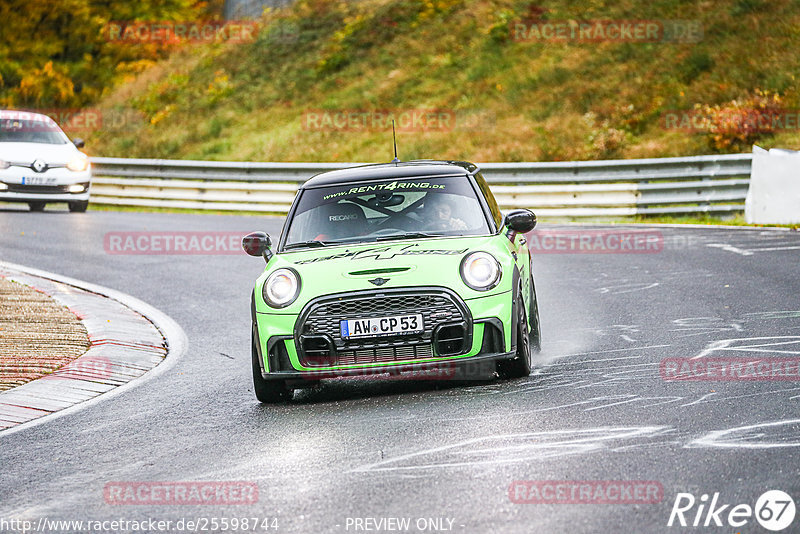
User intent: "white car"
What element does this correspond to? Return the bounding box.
[0,110,91,212]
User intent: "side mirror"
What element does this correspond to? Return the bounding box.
[242,232,273,261]
[73,138,85,148]
[505,209,537,233]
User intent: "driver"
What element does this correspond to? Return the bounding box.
[424,194,468,231]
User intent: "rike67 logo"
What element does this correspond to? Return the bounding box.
[668,490,796,531]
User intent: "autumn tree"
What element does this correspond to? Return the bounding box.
[0,0,222,108]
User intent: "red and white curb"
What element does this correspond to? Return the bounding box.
[0,261,187,435]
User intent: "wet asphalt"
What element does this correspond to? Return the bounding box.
[1,207,799,533]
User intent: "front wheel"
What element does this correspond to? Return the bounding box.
[497,292,532,379]
[252,326,292,403]
[28,202,46,212]
[69,200,88,213]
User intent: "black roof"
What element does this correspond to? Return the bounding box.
[301,160,479,189]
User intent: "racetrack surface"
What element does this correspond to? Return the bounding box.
[1,207,799,533]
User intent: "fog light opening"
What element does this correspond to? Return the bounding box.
[300,335,336,367]
[434,324,467,356]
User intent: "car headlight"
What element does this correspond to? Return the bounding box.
[68,184,86,193]
[0,182,7,191]
[66,154,89,172]
[0,160,9,170]
[460,251,501,291]
[262,268,300,308]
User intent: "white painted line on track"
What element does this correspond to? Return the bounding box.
[705,243,754,255]
[745,245,800,252]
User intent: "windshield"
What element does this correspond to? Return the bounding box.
[0,117,69,144]
[284,175,491,248]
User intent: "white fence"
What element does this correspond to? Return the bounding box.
[89,153,752,217]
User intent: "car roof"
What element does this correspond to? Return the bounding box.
[301,160,479,189]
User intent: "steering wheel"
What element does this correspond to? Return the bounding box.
[426,220,451,232]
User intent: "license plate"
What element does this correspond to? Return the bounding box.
[340,314,423,339]
[22,176,55,185]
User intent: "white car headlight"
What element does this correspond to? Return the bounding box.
[262,268,300,308]
[66,154,89,172]
[68,184,86,193]
[460,251,501,291]
[0,182,7,190]
[0,160,9,170]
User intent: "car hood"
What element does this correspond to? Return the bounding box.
[255,235,515,314]
[0,142,79,165]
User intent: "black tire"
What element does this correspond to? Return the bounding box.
[252,326,292,403]
[69,200,88,213]
[529,275,541,353]
[497,291,532,379]
[28,202,45,212]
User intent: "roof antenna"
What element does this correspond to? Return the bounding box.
[390,120,400,164]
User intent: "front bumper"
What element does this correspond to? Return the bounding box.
[260,349,514,383]
[0,188,90,203]
[0,167,91,203]
[254,286,514,381]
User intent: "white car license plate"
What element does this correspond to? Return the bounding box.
[340,314,423,338]
[22,176,55,185]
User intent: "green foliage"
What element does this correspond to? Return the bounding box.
[82,0,800,161]
[487,9,515,43]
[729,0,764,16]
[315,0,465,74]
[0,0,219,108]
[681,51,714,84]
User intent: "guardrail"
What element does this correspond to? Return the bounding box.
[89,153,753,217]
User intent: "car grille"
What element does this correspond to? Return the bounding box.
[310,344,434,367]
[296,289,471,367]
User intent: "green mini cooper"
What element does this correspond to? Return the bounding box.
[243,160,540,402]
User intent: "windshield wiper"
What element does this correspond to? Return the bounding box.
[283,240,332,250]
[375,232,444,242]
